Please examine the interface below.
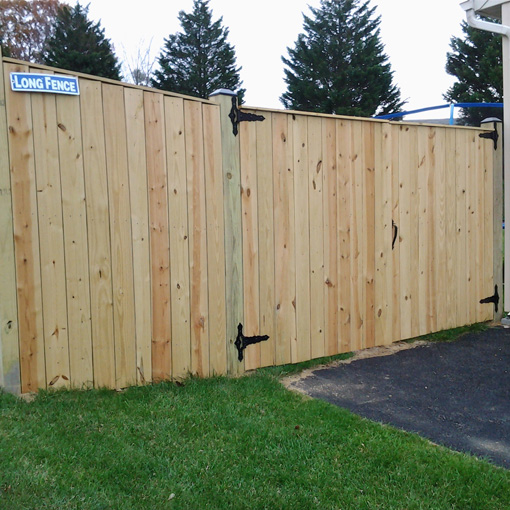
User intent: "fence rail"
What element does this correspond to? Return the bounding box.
[0,55,500,393]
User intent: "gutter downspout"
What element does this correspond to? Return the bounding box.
[461,1,510,314]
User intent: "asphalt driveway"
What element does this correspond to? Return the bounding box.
[287,327,510,469]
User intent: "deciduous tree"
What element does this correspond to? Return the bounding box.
[444,19,502,126]
[281,0,404,117]
[0,0,62,63]
[42,2,121,80]
[152,0,245,101]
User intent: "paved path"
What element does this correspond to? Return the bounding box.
[287,327,510,469]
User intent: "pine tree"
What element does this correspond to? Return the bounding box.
[42,2,121,80]
[152,0,245,101]
[444,19,502,126]
[281,0,404,117]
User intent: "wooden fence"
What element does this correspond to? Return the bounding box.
[0,55,500,394]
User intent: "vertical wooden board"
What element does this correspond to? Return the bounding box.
[145,91,172,382]
[417,127,430,336]
[273,113,296,366]
[292,114,311,363]
[256,111,276,368]
[240,118,260,370]
[0,60,20,393]
[374,122,393,347]
[30,70,70,389]
[350,121,364,350]
[390,124,401,342]
[165,96,191,379]
[337,119,352,353]
[323,118,338,356]
[483,132,495,321]
[474,132,486,322]
[398,125,416,340]
[56,92,93,388]
[309,116,325,359]
[363,122,376,349]
[184,100,209,377]
[445,129,458,329]
[455,129,468,327]
[465,131,478,324]
[80,79,115,389]
[203,103,227,375]
[434,128,447,331]
[5,63,45,392]
[103,84,137,389]
[125,88,152,384]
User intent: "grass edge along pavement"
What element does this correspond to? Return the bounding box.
[1,323,508,510]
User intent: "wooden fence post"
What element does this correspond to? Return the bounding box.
[488,119,504,322]
[210,90,244,375]
[0,49,21,393]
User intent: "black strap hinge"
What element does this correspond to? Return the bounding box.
[479,125,499,150]
[480,285,499,313]
[229,97,265,136]
[234,323,269,362]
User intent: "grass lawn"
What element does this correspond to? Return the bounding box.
[1,343,509,509]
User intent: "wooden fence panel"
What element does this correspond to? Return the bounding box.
[0,57,496,392]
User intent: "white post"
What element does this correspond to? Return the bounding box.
[502,3,510,312]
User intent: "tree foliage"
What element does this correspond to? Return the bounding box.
[152,0,245,101]
[42,2,121,80]
[281,0,404,117]
[444,19,502,126]
[0,0,62,63]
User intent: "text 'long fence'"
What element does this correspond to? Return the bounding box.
[0,56,498,393]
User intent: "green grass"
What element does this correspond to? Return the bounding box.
[1,367,509,509]
[404,322,489,344]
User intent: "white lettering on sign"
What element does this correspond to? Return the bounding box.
[10,72,80,96]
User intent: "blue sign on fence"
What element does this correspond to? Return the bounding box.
[10,72,80,96]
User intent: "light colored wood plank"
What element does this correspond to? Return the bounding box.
[184,100,209,377]
[363,122,376,348]
[203,103,227,375]
[445,128,457,329]
[103,83,137,389]
[210,93,243,376]
[374,122,393,346]
[474,131,486,322]
[56,91,93,388]
[466,130,477,324]
[5,63,45,392]
[256,111,276,368]
[165,96,191,379]
[80,79,114,389]
[350,121,364,350]
[309,116,325,359]
[145,91,172,382]
[0,56,21,393]
[336,119,351,353]
[455,129,468,326]
[240,118,260,370]
[323,118,338,356]
[30,68,70,389]
[125,87,152,385]
[293,114,311,363]
[390,124,401,342]
[434,128,447,331]
[273,113,296,365]
[488,122,500,321]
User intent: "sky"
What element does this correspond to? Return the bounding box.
[85,0,468,120]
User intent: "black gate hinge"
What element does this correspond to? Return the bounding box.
[234,323,269,362]
[479,125,499,150]
[480,285,499,313]
[229,97,265,136]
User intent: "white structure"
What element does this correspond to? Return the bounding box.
[461,0,510,313]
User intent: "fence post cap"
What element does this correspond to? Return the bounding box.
[209,89,237,98]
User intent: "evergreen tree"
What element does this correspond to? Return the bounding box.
[281,0,404,117]
[444,19,502,126]
[152,0,245,101]
[42,2,121,80]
